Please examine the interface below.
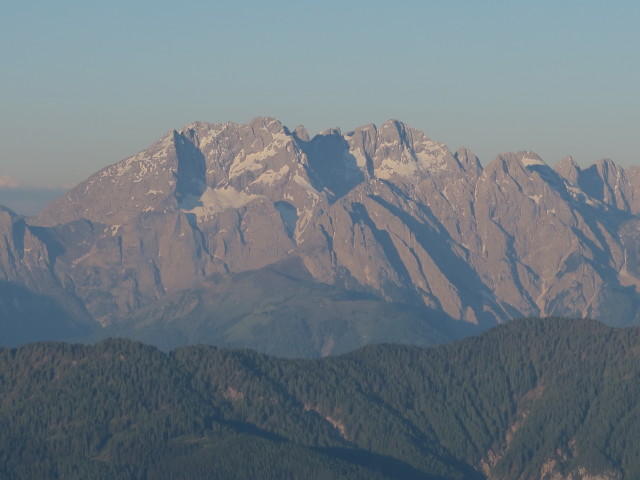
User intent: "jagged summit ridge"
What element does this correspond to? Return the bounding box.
[6,117,640,351]
[33,117,472,238]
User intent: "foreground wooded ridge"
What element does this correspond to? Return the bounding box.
[0,317,638,480]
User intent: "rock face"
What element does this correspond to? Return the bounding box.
[5,117,640,347]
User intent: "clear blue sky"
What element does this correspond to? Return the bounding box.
[1,0,639,188]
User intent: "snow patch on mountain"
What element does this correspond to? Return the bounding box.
[349,146,369,170]
[180,187,260,218]
[522,154,546,168]
[528,194,542,205]
[293,173,320,199]
[295,207,315,241]
[376,155,419,179]
[228,132,292,178]
[185,123,225,148]
[376,143,450,179]
[251,165,290,186]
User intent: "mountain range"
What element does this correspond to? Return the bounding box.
[3,117,640,354]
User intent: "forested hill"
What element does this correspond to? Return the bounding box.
[1,317,639,480]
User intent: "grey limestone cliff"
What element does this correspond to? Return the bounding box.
[5,117,640,350]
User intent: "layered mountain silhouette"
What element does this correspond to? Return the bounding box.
[3,117,640,353]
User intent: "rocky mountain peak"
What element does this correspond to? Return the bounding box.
[362,120,457,181]
[554,155,581,185]
[11,117,640,346]
[377,119,410,144]
[293,124,310,142]
[576,157,631,211]
[453,147,482,174]
[318,127,342,136]
[484,151,569,189]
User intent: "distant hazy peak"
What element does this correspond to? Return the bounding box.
[554,155,581,184]
[376,119,417,146]
[316,127,342,137]
[485,151,545,174]
[347,123,377,135]
[293,125,310,142]
[595,157,625,179]
[248,116,285,133]
[453,147,482,173]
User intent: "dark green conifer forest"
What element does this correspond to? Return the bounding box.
[0,317,638,479]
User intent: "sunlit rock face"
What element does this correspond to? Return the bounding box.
[9,117,640,331]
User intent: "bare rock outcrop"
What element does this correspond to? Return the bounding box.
[8,117,640,334]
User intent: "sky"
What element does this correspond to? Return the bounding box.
[1,0,639,190]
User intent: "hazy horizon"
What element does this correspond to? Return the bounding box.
[2,1,639,188]
[0,186,67,216]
